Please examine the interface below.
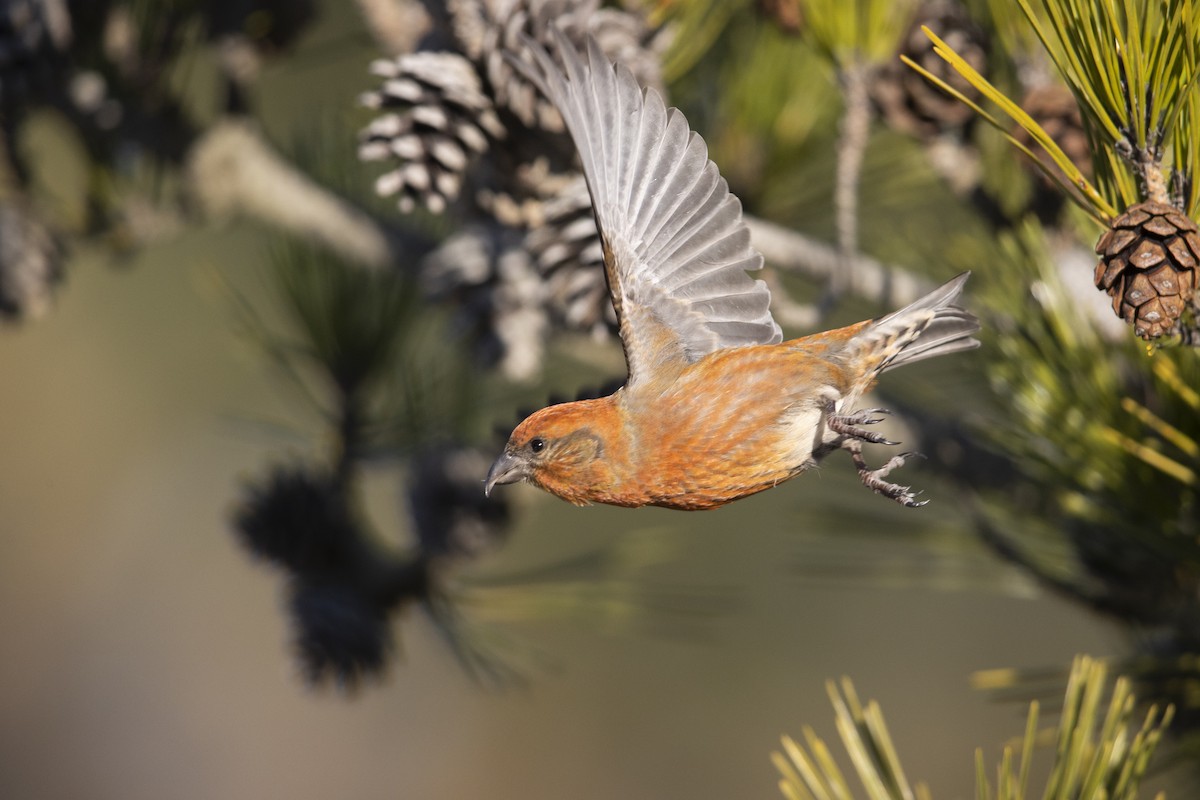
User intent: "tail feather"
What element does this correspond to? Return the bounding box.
[845,272,980,376]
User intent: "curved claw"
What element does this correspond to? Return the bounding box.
[842,439,929,507]
[828,407,900,446]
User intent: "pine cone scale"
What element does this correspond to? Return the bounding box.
[1141,215,1178,237]
[1166,236,1197,268]
[1125,273,1154,305]
[1146,263,1181,294]
[1124,207,1152,226]
[1159,294,1185,319]
[1137,297,1166,326]
[1094,256,1125,290]
[1101,228,1137,256]
[1185,230,1200,260]
[1129,239,1166,269]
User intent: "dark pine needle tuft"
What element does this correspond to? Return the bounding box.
[288,580,393,690]
[233,463,359,576]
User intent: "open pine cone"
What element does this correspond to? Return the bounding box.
[1094,201,1199,339]
[359,51,505,214]
[872,0,986,138]
[524,175,611,337]
[360,0,666,218]
[1018,82,1091,181]
[450,0,664,131]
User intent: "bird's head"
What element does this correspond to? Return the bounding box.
[485,400,611,503]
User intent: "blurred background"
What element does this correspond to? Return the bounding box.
[0,1,1196,798]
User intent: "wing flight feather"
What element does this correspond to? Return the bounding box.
[517,32,782,387]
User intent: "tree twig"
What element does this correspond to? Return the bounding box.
[186,119,428,269]
[831,63,873,300]
[744,213,935,310]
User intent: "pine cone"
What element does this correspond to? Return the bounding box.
[362,0,665,223]
[872,0,986,138]
[452,0,665,132]
[1094,201,1199,339]
[363,0,667,376]
[1016,82,1092,181]
[482,0,609,131]
[421,224,547,380]
[524,175,612,337]
[359,51,505,214]
[443,0,498,61]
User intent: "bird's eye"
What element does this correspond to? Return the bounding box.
[529,437,546,453]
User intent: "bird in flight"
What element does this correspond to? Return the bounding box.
[485,32,980,510]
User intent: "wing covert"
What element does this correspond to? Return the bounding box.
[517,31,782,388]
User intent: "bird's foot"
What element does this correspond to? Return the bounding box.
[843,439,927,507]
[828,407,897,446]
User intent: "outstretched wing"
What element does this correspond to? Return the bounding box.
[517,31,782,390]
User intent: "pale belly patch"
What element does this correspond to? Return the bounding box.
[779,385,845,468]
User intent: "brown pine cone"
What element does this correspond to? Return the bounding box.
[420,223,548,380]
[1094,201,1199,339]
[872,0,986,138]
[1016,82,1092,182]
[524,175,612,337]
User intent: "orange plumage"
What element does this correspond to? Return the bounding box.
[485,33,980,510]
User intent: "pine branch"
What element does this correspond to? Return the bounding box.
[774,656,1174,800]
[832,63,873,300]
[187,119,431,269]
[744,214,937,310]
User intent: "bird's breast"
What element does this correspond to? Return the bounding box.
[621,347,846,509]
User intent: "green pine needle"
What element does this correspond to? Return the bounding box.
[653,0,753,83]
[774,656,1174,800]
[799,0,919,69]
[903,27,1115,224]
[907,0,1200,218]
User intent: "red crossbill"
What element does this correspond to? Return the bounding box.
[486,33,980,510]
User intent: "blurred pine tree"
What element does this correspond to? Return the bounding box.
[3,1,1197,793]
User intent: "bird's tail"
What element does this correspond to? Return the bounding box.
[841,272,980,381]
